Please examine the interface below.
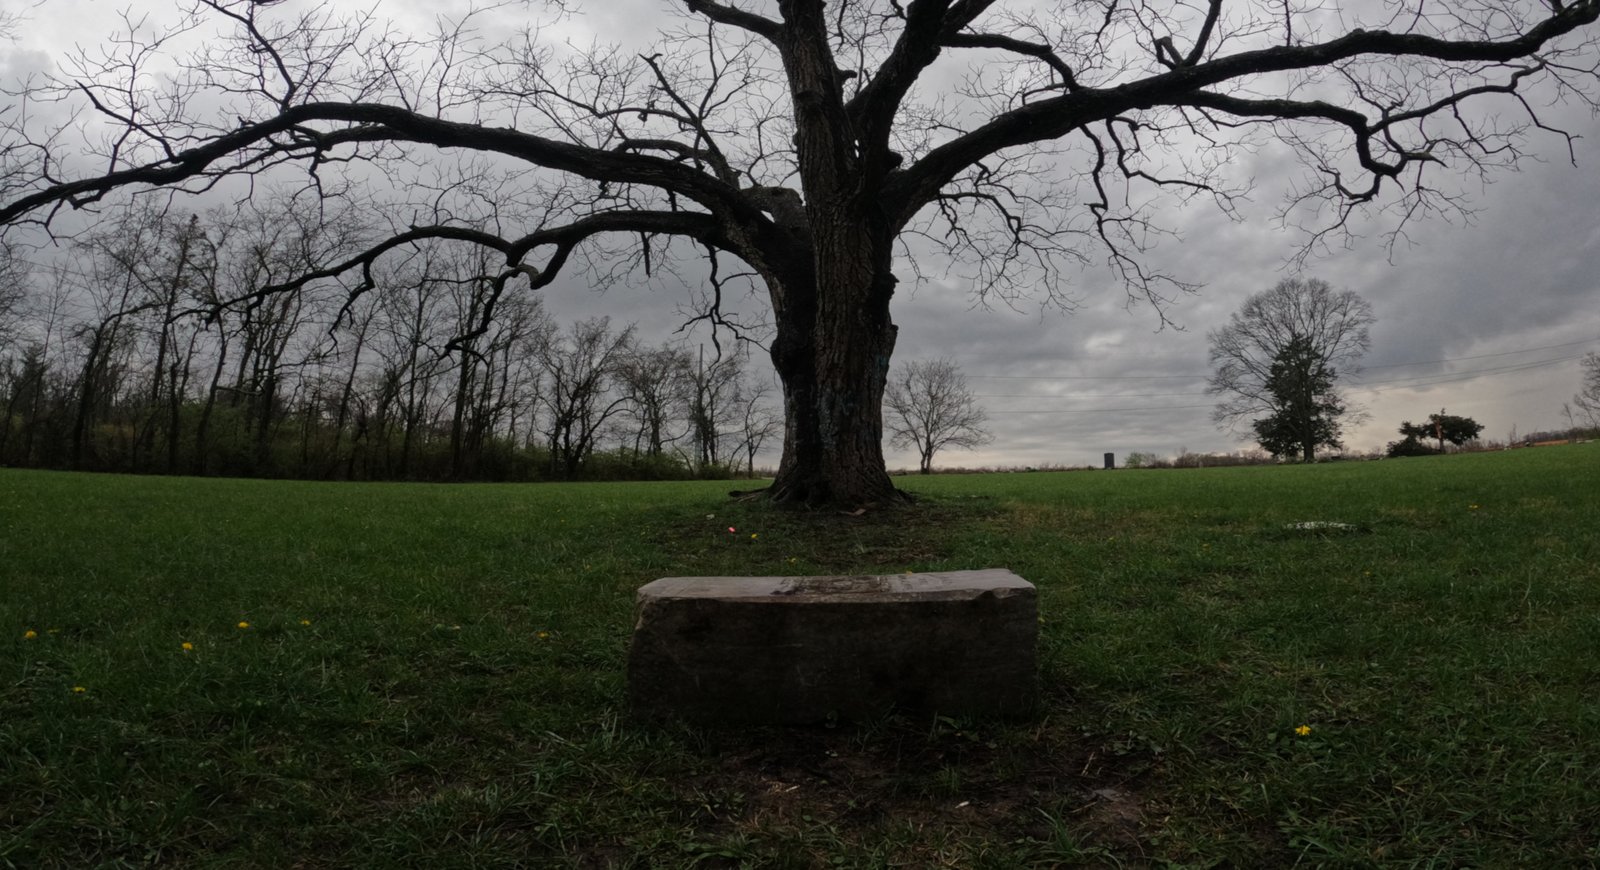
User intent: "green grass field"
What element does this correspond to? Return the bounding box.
[4,445,1598,867]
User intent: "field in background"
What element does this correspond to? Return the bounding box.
[3,445,1598,866]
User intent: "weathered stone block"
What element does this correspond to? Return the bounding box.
[627,569,1037,725]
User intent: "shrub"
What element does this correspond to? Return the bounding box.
[1386,437,1440,458]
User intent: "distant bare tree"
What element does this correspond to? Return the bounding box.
[1566,352,1600,429]
[127,213,214,472]
[437,245,551,478]
[0,239,27,347]
[685,346,746,475]
[224,210,333,473]
[733,378,782,478]
[323,288,381,478]
[539,317,636,479]
[1208,277,1375,461]
[0,242,47,464]
[884,358,992,474]
[65,208,156,466]
[617,344,693,458]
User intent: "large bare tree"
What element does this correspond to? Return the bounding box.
[1207,276,1375,460]
[2,0,1599,507]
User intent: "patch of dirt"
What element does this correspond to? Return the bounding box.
[651,496,1001,574]
[668,718,1157,861]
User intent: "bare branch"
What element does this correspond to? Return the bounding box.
[683,0,784,44]
[940,31,1079,91]
[890,3,1600,222]
[0,101,758,228]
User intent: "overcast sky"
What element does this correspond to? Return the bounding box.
[6,0,1599,470]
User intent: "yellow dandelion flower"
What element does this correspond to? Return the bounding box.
[536,630,551,640]
[1469,504,1480,510]
[1295,724,1312,736]
[237,621,250,629]
[72,686,86,694]
[299,619,311,626]
[23,629,37,640]
[181,642,194,652]
[751,533,758,540]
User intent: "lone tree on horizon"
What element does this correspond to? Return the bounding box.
[1250,335,1349,461]
[3,0,1598,507]
[1208,277,1375,461]
[1388,410,1485,455]
[884,358,992,474]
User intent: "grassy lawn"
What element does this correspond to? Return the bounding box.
[3,445,1598,867]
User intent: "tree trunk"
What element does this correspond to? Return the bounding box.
[329,326,366,479]
[254,371,278,472]
[71,326,108,468]
[139,227,193,470]
[193,325,229,475]
[18,366,44,465]
[299,387,318,473]
[762,225,903,509]
[449,292,483,480]
[166,350,189,473]
[0,369,20,462]
[449,351,474,479]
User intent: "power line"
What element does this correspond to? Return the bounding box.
[1352,354,1587,393]
[969,372,1199,381]
[979,352,1590,413]
[976,353,1588,402]
[965,337,1597,386]
[975,390,1203,399]
[988,403,1214,415]
[1359,337,1599,370]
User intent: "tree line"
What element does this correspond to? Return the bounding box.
[0,201,779,482]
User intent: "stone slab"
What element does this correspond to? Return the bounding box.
[627,569,1037,725]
